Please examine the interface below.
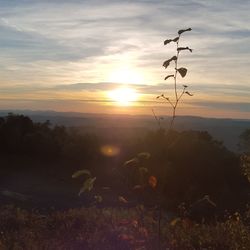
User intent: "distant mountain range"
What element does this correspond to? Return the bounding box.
[0,110,249,152]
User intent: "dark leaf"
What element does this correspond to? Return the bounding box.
[72,169,91,178]
[163,56,177,68]
[183,85,188,88]
[177,67,187,77]
[177,47,193,53]
[123,158,139,167]
[79,177,96,195]
[161,94,169,100]
[164,39,172,45]
[156,94,164,99]
[162,60,170,68]
[164,37,179,45]
[185,91,193,96]
[178,28,192,35]
[173,36,179,42]
[164,74,174,80]
[171,56,177,61]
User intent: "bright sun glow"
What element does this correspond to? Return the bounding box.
[108,68,143,84]
[108,87,139,106]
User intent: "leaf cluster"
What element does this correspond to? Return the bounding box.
[72,169,97,196]
[157,28,194,129]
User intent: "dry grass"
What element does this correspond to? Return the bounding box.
[0,205,249,250]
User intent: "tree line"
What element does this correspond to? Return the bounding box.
[0,113,249,213]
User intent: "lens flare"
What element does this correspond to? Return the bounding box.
[100,145,120,157]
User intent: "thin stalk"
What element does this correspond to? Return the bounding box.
[169,34,181,130]
[170,35,185,129]
[174,35,180,102]
[162,96,175,108]
[152,108,161,129]
[158,203,162,250]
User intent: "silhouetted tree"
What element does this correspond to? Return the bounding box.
[239,129,250,152]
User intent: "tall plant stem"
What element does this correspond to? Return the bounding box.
[158,203,162,250]
[169,35,180,130]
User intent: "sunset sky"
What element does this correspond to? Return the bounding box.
[0,0,249,118]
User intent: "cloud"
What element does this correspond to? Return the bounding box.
[193,101,250,112]
[0,0,249,118]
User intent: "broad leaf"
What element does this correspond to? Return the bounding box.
[162,60,170,68]
[185,91,193,96]
[173,36,179,42]
[164,39,172,45]
[164,37,179,45]
[178,28,192,35]
[177,67,187,77]
[164,74,174,80]
[123,157,139,167]
[72,169,91,178]
[163,56,177,68]
[170,56,177,61]
[78,177,96,196]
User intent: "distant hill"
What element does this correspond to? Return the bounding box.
[0,110,249,152]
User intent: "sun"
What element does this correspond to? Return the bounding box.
[108,87,139,106]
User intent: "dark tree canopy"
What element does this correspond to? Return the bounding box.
[239,129,250,152]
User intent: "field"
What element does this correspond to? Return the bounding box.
[0,205,250,250]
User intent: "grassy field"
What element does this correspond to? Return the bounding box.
[0,205,250,250]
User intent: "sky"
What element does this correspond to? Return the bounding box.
[0,0,250,118]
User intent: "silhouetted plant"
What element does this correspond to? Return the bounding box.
[157,28,193,129]
[72,169,96,194]
[72,169,104,206]
[123,152,164,249]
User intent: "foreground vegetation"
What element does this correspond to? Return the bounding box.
[0,113,250,249]
[0,205,250,250]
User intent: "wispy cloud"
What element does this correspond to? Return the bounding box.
[0,81,249,117]
[0,0,249,117]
